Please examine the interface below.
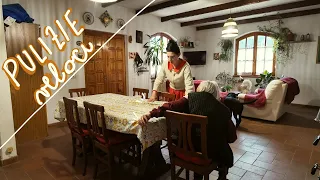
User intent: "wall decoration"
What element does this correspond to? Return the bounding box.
[83,12,94,25]
[99,10,113,27]
[214,53,220,60]
[136,30,143,43]
[128,36,132,43]
[317,36,320,64]
[129,52,136,59]
[117,18,125,30]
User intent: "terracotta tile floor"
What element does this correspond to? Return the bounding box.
[1,105,320,180]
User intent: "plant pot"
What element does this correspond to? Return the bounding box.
[287,33,295,41]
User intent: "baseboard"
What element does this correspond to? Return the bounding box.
[48,121,67,127]
[290,103,320,110]
[0,156,18,167]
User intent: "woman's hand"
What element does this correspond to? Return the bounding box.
[147,97,156,102]
[148,91,158,102]
[138,114,151,126]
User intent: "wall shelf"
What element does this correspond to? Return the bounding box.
[288,40,315,43]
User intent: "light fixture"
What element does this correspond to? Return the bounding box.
[90,0,117,3]
[221,17,239,38]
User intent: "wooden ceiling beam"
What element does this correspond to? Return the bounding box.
[136,0,198,15]
[182,0,320,27]
[161,0,269,22]
[101,0,126,8]
[196,8,320,31]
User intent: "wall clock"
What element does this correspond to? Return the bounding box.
[83,12,94,25]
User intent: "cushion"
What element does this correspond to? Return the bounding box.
[82,129,89,136]
[265,80,284,99]
[175,151,212,166]
[95,130,137,146]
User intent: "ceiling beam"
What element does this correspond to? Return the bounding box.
[161,0,269,22]
[136,0,198,15]
[196,8,320,31]
[182,0,320,27]
[101,0,126,8]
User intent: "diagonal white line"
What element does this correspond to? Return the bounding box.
[0,0,156,150]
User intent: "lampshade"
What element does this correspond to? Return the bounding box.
[90,0,117,3]
[222,17,238,38]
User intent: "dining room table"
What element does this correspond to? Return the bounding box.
[54,93,170,179]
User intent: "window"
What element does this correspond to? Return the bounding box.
[150,32,173,78]
[235,32,275,76]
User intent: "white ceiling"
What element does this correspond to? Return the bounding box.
[115,0,320,28]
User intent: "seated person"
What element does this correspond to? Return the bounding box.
[139,81,237,180]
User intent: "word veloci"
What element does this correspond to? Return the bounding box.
[2,8,93,105]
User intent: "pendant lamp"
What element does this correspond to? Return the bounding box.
[221,17,238,38]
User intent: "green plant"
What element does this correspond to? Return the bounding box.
[221,85,233,92]
[255,70,275,89]
[215,71,237,92]
[143,35,165,67]
[258,19,294,64]
[218,39,233,62]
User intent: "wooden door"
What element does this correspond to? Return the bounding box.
[106,35,126,94]
[83,30,126,95]
[5,23,48,144]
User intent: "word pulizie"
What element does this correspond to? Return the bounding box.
[2,8,93,105]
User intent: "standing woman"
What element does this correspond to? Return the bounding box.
[148,40,194,102]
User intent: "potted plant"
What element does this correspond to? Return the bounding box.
[255,70,275,89]
[215,71,236,92]
[218,39,233,62]
[258,19,296,64]
[143,35,165,67]
[179,36,190,47]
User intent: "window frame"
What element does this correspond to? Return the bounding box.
[150,32,173,79]
[234,32,276,77]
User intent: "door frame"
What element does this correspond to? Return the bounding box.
[83,29,127,95]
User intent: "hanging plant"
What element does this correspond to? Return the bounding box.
[258,19,295,65]
[217,39,233,62]
[143,35,165,67]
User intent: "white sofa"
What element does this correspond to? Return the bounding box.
[237,80,288,122]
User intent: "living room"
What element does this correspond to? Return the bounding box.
[0,0,320,180]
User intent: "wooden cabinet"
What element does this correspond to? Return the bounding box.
[5,23,48,144]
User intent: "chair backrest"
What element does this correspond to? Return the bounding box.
[164,110,209,161]
[157,92,176,102]
[69,88,87,98]
[83,101,109,142]
[133,88,149,99]
[63,97,83,135]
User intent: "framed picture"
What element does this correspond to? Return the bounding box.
[136,30,143,44]
[317,36,320,64]
[214,53,220,60]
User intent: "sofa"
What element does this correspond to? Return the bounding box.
[237,80,288,122]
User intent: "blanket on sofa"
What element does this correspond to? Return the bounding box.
[280,77,300,104]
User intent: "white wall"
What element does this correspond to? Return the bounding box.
[194,14,320,106]
[0,0,18,161]
[2,0,196,124]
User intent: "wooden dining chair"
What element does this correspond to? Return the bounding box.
[164,110,218,180]
[157,92,176,102]
[83,101,141,179]
[63,97,91,176]
[133,88,149,99]
[69,88,87,98]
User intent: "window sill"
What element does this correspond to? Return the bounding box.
[233,75,260,78]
